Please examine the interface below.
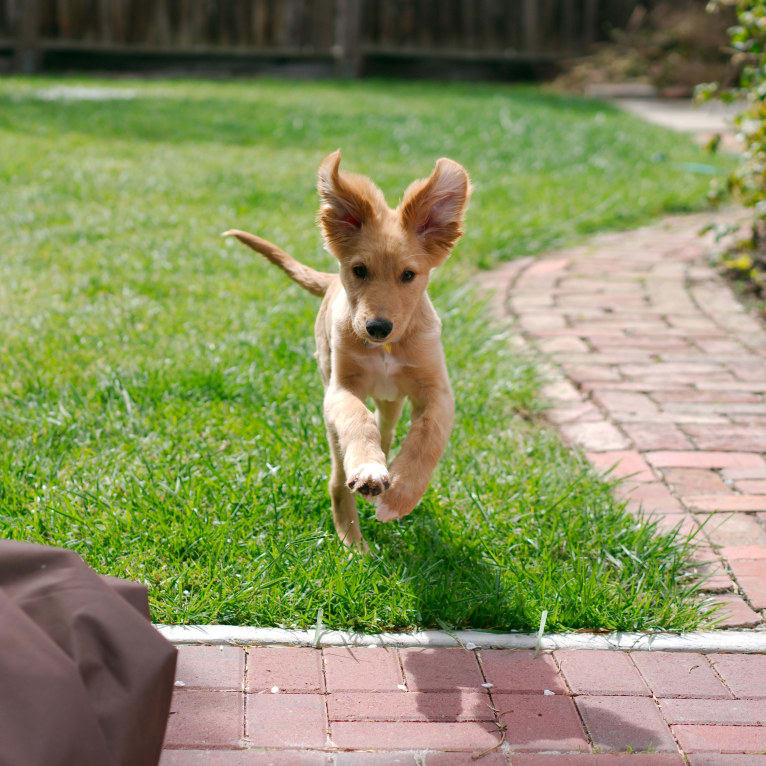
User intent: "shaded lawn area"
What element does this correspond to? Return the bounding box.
[0,77,730,631]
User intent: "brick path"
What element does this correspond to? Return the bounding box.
[161,644,766,763]
[489,210,766,629]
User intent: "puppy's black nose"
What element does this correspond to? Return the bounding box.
[366,318,393,340]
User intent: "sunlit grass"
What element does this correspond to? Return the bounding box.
[0,76,729,630]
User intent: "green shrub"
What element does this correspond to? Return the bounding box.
[697,0,766,296]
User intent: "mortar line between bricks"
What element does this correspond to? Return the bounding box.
[548,648,595,754]
[241,647,247,742]
[626,648,688,760]
[395,646,408,691]
[473,649,503,737]
[320,647,333,750]
[469,651,507,763]
[703,652,737,699]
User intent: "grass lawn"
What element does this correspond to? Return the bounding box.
[0,76,730,632]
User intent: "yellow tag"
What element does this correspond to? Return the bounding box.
[384,343,392,354]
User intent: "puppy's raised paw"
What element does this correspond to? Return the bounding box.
[347,463,390,497]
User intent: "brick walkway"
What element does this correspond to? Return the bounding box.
[491,210,766,629]
[161,644,766,763]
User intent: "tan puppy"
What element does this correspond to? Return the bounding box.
[224,151,470,551]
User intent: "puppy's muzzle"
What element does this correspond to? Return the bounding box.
[366,318,393,340]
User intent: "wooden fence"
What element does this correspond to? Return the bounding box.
[1,0,640,76]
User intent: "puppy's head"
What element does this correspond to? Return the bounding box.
[317,150,470,345]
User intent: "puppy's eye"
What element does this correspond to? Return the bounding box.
[352,265,368,279]
[401,270,416,283]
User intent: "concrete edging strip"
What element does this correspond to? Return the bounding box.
[157,625,766,652]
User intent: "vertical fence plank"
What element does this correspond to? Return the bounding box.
[522,0,538,53]
[460,0,474,51]
[334,0,361,77]
[381,0,397,47]
[152,0,172,45]
[584,0,598,48]
[312,0,334,51]
[15,0,40,72]
[98,0,112,42]
[251,0,267,46]
[562,0,575,51]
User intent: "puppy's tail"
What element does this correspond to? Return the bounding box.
[222,229,334,298]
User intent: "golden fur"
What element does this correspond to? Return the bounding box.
[224,150,470,550]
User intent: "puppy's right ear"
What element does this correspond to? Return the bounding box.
[317,150,372,253]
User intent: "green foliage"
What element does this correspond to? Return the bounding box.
[698,1,766,295]
[698,1,766,207]
[0,76,725,631]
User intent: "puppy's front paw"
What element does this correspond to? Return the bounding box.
[347,463,390,497]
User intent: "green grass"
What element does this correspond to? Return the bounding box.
[0,76,729,631]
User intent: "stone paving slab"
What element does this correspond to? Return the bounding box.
[505,211,766,629]
[162,645,766,762]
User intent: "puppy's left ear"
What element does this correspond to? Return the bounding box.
[399,158,471,264]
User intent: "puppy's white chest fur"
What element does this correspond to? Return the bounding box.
[367,348,407,401]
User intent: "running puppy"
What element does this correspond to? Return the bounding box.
[224,151,470,551]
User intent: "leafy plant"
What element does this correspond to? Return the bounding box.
[697,0,766,299]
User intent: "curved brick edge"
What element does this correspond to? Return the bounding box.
[157,625,766,653]
[497,209,766,628]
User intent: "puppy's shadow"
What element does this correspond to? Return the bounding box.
[400,647,666,755]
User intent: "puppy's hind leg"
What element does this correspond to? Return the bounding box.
[326,426,368,553]
[374,398,404,461]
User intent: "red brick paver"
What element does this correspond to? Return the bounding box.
[331,720,501,750]
[504,212,766,627]
[687,757,766,766]
[174,645,245,690]
[659,698,766,725]
[575,695,677,753]
[480,649,568,694]
[246,647,324,692]
[555,650,649,696]
[673,724,766,753]
[324,646,404,691]
[399,647,484,690]
[630,651,730,698]
[164,690,243,748]
[493,694,589,752]
[326,690,493,721]
[246,693,328,748]
[708,653,766,697]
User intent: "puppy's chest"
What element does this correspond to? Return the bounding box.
[367,351,408,401]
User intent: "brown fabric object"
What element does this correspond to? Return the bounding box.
[99,572,152,619]
[0,540,176,766]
